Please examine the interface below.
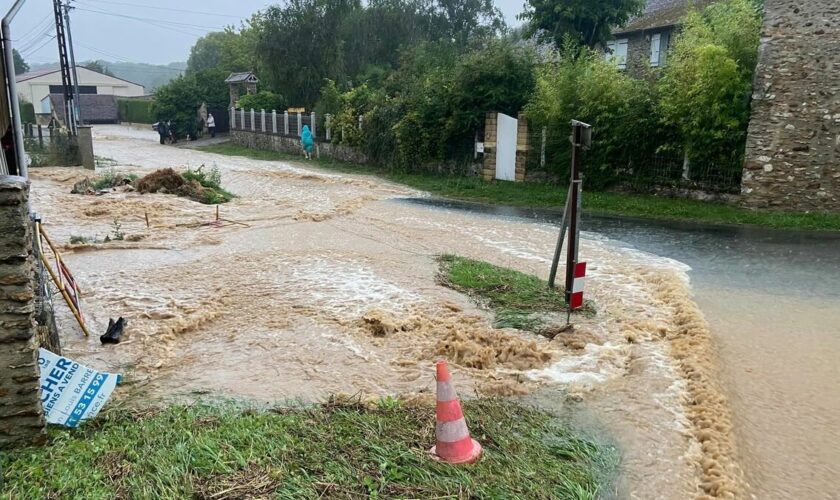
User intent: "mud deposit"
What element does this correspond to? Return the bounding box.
[29,125,740,498]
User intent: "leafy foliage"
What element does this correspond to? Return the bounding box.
[187,28,259,74]
[658,0,761,168]
[236,91,286,112]
[525,38,658,187]
[117,99,154,124]
[82,60,114,76]
[12,49,28,75]
[18,99,35,124]
[153,69,229,137]
[520,0,645,47]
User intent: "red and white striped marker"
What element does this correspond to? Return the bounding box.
[430,360,482,464]
[569,262,586,310]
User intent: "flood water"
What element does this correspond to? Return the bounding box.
[26,124,838,499]
[403,198,840,499]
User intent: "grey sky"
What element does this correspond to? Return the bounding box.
[3,0,525,67]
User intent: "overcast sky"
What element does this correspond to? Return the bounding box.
[3,0,525,67]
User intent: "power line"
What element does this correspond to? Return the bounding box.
[73,6,224,31]
[15,14,54,43]
[21,34,57,58]
[77,0,247,20]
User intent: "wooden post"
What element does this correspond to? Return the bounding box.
[144,211,150,228]
[215,205,219,221]
[37,124,43,147]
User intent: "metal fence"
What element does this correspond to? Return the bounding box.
[230,108,322,140]
[525,124,743,193]
[23,124,81,168]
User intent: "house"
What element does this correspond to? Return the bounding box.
[15,66,144,118]
[605,0,715,74]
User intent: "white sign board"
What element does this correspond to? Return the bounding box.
[38,348,121,428]
[475,142,484,153]
[495,113,517,181]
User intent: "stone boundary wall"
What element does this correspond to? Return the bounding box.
[230,130,368,165]
[741,0,840,211]
[0,176,45,449]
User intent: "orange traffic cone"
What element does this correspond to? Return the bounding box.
[429,360,482,464]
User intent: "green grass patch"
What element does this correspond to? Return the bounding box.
[437,255,584,331]
[91,167,138,191]
[183,165,235,204]
[0,399,614,499]
[197,143,840,231]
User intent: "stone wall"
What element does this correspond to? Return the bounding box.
[0,176,45,449]
[230,130,369,165]
[741,0,840,211]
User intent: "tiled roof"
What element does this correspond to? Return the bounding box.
[49,94,119,124]
[225,72,258,83]
[614,0,716,34]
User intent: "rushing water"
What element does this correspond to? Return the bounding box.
[29,124,836,498]
[402,197,840,499]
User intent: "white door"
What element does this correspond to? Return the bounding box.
[495,113,517,181]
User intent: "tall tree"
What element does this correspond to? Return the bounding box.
[186,25,258,74]
[520,0,645,47]
[13,49,28,75]
[83,60,114,76]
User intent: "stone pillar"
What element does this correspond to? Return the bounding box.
[741,0,840,211]
[515,113,528,182]
[284,111,289,135]
[77,126,94,170]
[0,176,45,449]
[482,112,498,181]
[260,110,266,133]
[272,111,277,134]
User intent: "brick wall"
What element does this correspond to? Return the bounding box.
[0,176,46,449]
[741,0,840,211]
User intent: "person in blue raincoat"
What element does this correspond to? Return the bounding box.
[301,125,314,160]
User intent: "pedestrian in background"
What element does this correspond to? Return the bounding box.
[207,113,216,138]
[301,124,314,159]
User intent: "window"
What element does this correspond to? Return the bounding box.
[605,39,629,70]
[48,85,98,95]
[650,32,669,67]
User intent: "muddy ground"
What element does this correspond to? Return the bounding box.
[29,125,742,499]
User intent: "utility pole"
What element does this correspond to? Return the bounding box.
[62,1,81,127]
[52,0,76,134]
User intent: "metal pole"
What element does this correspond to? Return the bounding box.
[2,0,28,177]
[63,2,81,127]
[547,182,573,289]
[564,124,583,321]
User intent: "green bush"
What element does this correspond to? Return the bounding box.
[19,99,35,124]
[525,38,659,188]
[153,68,229,138]
[237,90,285,112]
[117,99,154,123]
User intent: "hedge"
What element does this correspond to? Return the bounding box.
[117,99,155,124]
[19,100,35,124]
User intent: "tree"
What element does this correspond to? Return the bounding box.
[13,49,28,75]
[83,60,114,76]
[658,0,761,167]
[186,26,258,74]
[520,0,645,48]
[153,68,229,137]
[237,90,286,111]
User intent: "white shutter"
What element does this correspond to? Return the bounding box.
[616,39,628,69]
[650,33,661,67]
[605,40,616,62]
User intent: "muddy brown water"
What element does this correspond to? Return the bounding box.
[27,125,837,499]
[405,198,840,500]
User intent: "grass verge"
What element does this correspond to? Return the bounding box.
[437,255,587,331]
[0,399,614,499]
[197,143,840,231]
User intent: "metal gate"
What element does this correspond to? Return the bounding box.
[495,113,517,181]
